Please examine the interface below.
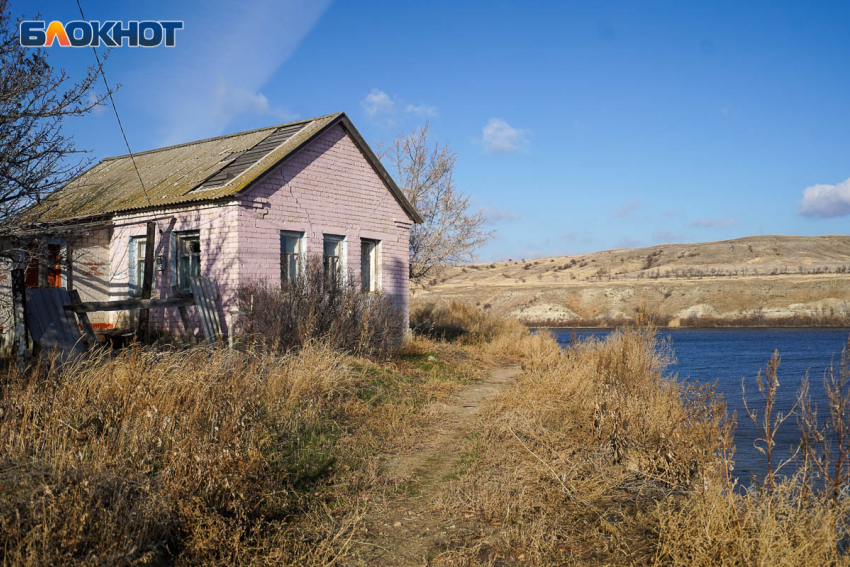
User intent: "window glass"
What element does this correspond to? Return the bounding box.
[323,235,343,282]
[281,231,303,284]
[133,237,147,295]
[361,240,378,292]
[176,232,200,292]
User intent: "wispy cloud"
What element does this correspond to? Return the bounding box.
[798,177,850,218]
[405,103,438,118]
[690,217,741,228]
[481,118,529,154]
[611,198,640,218]
[144,0,331,145]
[652,230,683,243]
[212,82,296,124]
[86,90,107,116]
[615,237,642,249]
[361,88,396,123]
[482,206,520,224]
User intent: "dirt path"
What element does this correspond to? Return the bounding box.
[356,363,520,566]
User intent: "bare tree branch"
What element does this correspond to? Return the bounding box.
[0,1,114,224]
[381,123,493,284]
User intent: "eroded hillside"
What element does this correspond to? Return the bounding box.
[415,235,850,326]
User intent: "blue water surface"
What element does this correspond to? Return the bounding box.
[548,328,850,485]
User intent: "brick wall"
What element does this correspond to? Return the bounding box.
[236,123,412,328]
[109,201,240,333]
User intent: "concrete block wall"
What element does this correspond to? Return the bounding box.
[237,123,412,328]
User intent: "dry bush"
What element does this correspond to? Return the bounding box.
[236,257,402,357]
[432,310,850,565]
[652,478,850,567]
[0,333,488,566]
[0,344,365,566]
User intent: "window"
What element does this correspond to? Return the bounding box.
[25,243,63,289]
[280,231,304,285]
[361,239,379,292]
[323,235,344,283]
[130,237,147,296]
[175,232,200,292]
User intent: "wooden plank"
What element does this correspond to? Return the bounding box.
[65,241,73,291]
[68,290,96,348]
[26,288,86,360]
[190,277,214,344]
[11,268,28,359]
[202,277,223,336]
[64,296,195,313]
[191,276,223,345]
[173,285,194,342]
[138,221,156,338]
[37,242,47,288]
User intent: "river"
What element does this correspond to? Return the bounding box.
[547,327,850,486]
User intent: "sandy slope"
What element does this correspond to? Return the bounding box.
[415,235,850,326]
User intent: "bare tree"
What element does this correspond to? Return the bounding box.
[383,123,492,284]
[0,0,110,223]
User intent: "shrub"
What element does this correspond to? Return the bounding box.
[0,344,361,565]
[236,257,402,356]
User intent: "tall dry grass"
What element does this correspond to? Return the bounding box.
[0,330,486,566]
[0,344,364,565]
[423,301,850,566]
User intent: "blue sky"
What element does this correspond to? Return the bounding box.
[17,0,850,261]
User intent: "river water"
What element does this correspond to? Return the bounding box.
[547,327,850,485]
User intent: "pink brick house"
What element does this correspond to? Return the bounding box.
[2,113,421,339]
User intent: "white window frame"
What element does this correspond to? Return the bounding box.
[172,230,201,293]
[128,236,147,296]
[360,238,380,293]
[323,234,346,283]
[280,230,305,285]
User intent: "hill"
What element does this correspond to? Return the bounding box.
[414,235,850,326]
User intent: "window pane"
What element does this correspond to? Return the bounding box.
[361,241,375,292]
[324,238,339,258]
[176,233,200,291]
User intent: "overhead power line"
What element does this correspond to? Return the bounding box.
[74,0,155,211]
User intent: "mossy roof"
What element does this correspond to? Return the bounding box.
[15,113,422,225]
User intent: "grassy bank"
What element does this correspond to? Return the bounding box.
[524,312,850,329]
[0,336,497,566]
[3,300,849,565]
[414,302,850,566]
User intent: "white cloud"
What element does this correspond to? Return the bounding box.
[212,82,296,124]
[798,177,850,218]
[615,237,642,249]
[482,206,520,223]
[405,104,438,118]
[690,218,742,228]
[86,90,107,116]
[481,118,529,154]
[143,0,332,145]
[652,230,683,243]
[361,88,396,122]
[612,198,640,218]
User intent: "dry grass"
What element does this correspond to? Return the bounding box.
[5,300,849,565]
[0,336,486,566]
[426,302,850,566]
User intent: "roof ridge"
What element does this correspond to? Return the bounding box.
[100,113,341,162]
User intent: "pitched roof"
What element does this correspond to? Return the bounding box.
[15,113,422,225]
